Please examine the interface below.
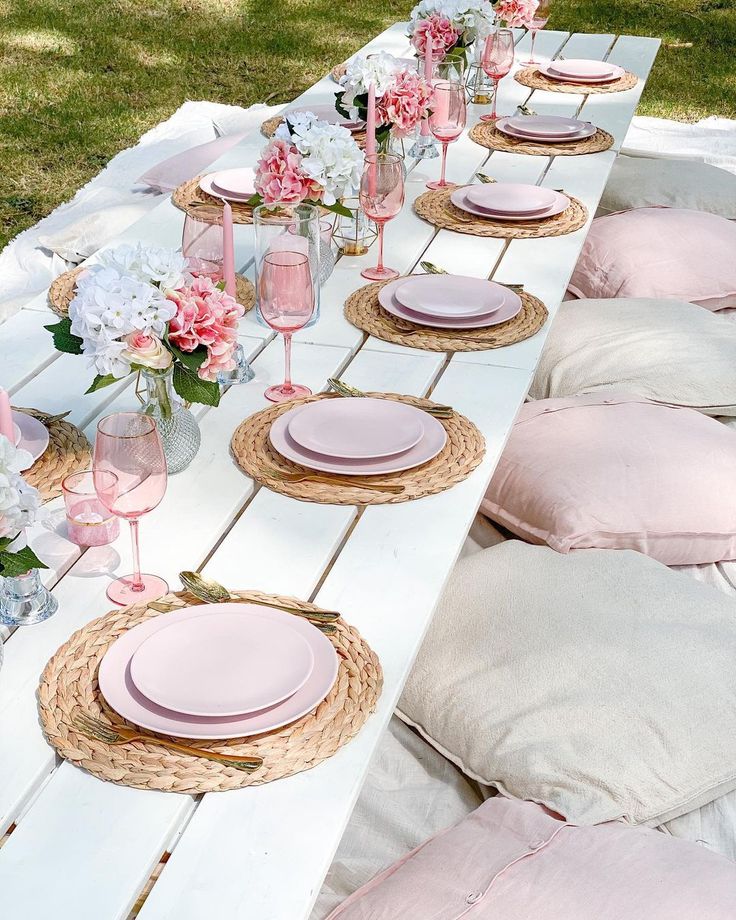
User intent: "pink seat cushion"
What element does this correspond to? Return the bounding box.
[568,208,736,311]
[137,132,247,193]
[481,393,736,565]
[327,797,736,919]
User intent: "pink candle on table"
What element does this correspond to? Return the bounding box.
[0,389,14,443]
[222,201,237,298]
[62,470,120,548]
[366,82,377,158]
[421,35,433,137]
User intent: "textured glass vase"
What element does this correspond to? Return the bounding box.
[141,367,201,475]
[0,569,58,626]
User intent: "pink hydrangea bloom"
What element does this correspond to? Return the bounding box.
[377,69,433,136]
[167,275,245,382]
[494,0,539,28]
[412,14,461,57]
[254,138,322,205]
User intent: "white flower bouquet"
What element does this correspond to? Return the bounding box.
[408,0,496,55]
[0,435,47,577]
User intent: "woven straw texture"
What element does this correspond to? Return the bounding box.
[48,265,255,316]
[231,392,486,506]
[38,590,382,793]
[330,62,347,82]
[172,175,256,225]
[515,66,639,94]
[261,114,367,149]
[414,186,588,239]
[469,122,614,156]
[344,279,547,352]
[15,408,91,501]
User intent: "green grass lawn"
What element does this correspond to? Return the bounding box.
[1,0,734,251]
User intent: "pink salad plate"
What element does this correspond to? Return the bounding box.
[287,397,425,460]
[285,104,364,131]
[496,117,596,143]
[465,183,558,216]
[129,611,315,717]
[98,603,339,739]
[539,60,624,83]
[451,186,570,222]
[270,405,448,476]
[199,168,256,202]
[392,274,506,319]
[497,114,593,138]
[12,410,50,470]
[378,278,522,330]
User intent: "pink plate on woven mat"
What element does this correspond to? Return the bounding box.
[270,405,447,476]
[393,274,505,319]
[284,104,365,131]
[129,611,314,717]
[451,187,570,222]
[379,278,522,330]
[12,410,50,470]
[496,117,596,143]
[539,61,624,83]
[465,183,558,215]
[98,603,339,739]
[287,397,425,460]
[501,115,583,137]
[199,169,255,202]
[548,58,618,79]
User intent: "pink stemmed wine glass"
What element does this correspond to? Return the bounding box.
[480,28,515,122]
[359,153,405,281]
[182,213,224,282]
[93,413,169,606]
[427,81,467,190]
[523,0,551,66]
[259,250,315,402]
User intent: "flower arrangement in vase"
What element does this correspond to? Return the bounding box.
[493,0,539,28]
[408,0,495,61]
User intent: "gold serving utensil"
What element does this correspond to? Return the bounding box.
[515,103,538,116]
[265,467,405,495]
[74,712,263,772]
[327,378,454,419]
[420,261,525,294]
[475,173,497,184]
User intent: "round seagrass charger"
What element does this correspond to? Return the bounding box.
[38,590,382,794]
[172,175,258,225]
[14,407,91,502]
[344,279,548,352]
[231,392,485,506]
[261,114,367,149]
[48,265,255,317]
[515,66,639,94]
[469,121,614,156]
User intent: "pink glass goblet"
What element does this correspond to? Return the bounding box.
[480,28,515,122]
[93,412,169,606]
[259,250,315,402]
[522,0,551,66]
[359,153,405,281]
[427,81,467,190]
[182,213,224,281]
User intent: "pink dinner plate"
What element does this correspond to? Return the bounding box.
[285,104,364,131]
[12,410,49,471]
[499,114,589,138]
[98,603,339,739]
[393,274,505,319]
[270,406,447,476]
[539,61,624,84]
[464,183,558,216]
[451,187,570,222]
[199,169,255,202]
[287,397,425,460]
[496,118,596,143]
[130,611,315,717]
[378,278,522,330]
[548,58,618,80]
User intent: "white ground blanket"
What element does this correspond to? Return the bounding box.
[623,116,736,175]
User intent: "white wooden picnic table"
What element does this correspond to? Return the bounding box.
[0,21,658,920]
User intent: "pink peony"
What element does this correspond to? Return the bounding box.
[412,14,461,57]
[376,69,433,136]
[167,275,245,382]
[254,138,322,205]
[494,0,539,28]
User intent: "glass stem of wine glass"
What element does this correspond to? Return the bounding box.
[282,331,295,395]
[129,518,144,593]
[491,80,499,120]
[440,143,449,186]
[529,30,537,65]
[375,220,386,274]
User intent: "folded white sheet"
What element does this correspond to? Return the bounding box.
[624,115,736,175]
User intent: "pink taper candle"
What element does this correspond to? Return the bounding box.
[222,201,237,298]
[421,35,433,137]
[366,82,376,158]
[0,389,14,443]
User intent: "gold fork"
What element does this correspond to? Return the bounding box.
[420,261,524,294]
[74,712,263,771]
[327,378,454,419]
[265,466,405,495]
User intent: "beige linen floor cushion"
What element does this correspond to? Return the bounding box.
[530,298,736,416]
[397,541,736,827]
[598,154,736,219]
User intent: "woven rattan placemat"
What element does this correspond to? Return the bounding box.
[344,279,547,352]
[414,186,588,239]
[231,392,485,505]
[515,66,638,94]
[48,266,255,317]
[172,175,257,225]
[469,122,614,156]
[15,408,91,502]
[261,114,367,149]
[38,590,382,793]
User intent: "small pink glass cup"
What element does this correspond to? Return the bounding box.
[62,470,120,547]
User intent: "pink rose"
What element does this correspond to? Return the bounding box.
[495,0,539,28]
[376,69,433,136]
[254,138,322,205]
[121,332,172,370]
[412,14,461,57]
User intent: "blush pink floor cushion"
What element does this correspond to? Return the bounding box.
[481,393,736,565]
[568,208,736,311]
[326,797,736,919]
[137,132,247,192]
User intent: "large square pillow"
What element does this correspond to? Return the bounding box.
[326,798,736,920]
[530,298,736,416]
[481,393,736,565]
[397,542,736,827]
[567,208,736,310]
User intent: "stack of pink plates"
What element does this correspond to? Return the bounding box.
[98,603,339,739]
[199,168,256,202]
[495,114,596,144]
[284,104,364,132]
[270,396,448,476]
[11,410,49,471]
[450,183,570,223]
[537,58,625,84]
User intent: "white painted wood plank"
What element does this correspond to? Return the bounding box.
[0,308,60,393]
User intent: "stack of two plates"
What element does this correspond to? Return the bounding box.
[199,168,256,202]
[537,58,625,84]
[495,114,596,144]
[451,183,571,223]
[98,603,339,739]
[10,410,50,471]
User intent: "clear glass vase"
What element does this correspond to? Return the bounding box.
[140,367,201,475]
[0,569,58,627]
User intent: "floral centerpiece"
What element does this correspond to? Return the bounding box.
[493,0,539,28]
[0,436,46,578]
[335,53,433,150]
[45,243,245,410]
[408,0,495,60]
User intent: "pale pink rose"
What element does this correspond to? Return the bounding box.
[254,138,322,205]
[412,14,460,57]
[376,69,433,136]
[120,332,172,370]
[495,0,539,28]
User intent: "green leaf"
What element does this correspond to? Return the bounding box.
[318,200,352,219]
[85,373,119,394]
[334,91,351,120]
[172,362,221,407]
[0,537,13,553]
[45,317,83,355]
[247,193,263,208]
[0,545,48,578]
[168,341,208,373]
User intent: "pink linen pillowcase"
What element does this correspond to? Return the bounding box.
[567,208,736,311]
[481,393,736,565]
[327,797,736,920]
[137,132,247,193]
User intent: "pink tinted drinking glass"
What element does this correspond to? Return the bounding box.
[62,469,120,547]
[523,0,551,66]
[481,28,515,122]
[427,81,467,190]
[359,153,405,281]
[182,213,223,281]
[93,413,169,605]
[259,251,315,402]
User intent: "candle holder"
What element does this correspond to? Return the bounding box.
[332,197,378,257]
[466,62,495,105]
[62,470,120,547]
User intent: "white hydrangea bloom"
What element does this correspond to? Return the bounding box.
[0,435,46,552]
[340,52,403,119]
[288,117,364,205]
